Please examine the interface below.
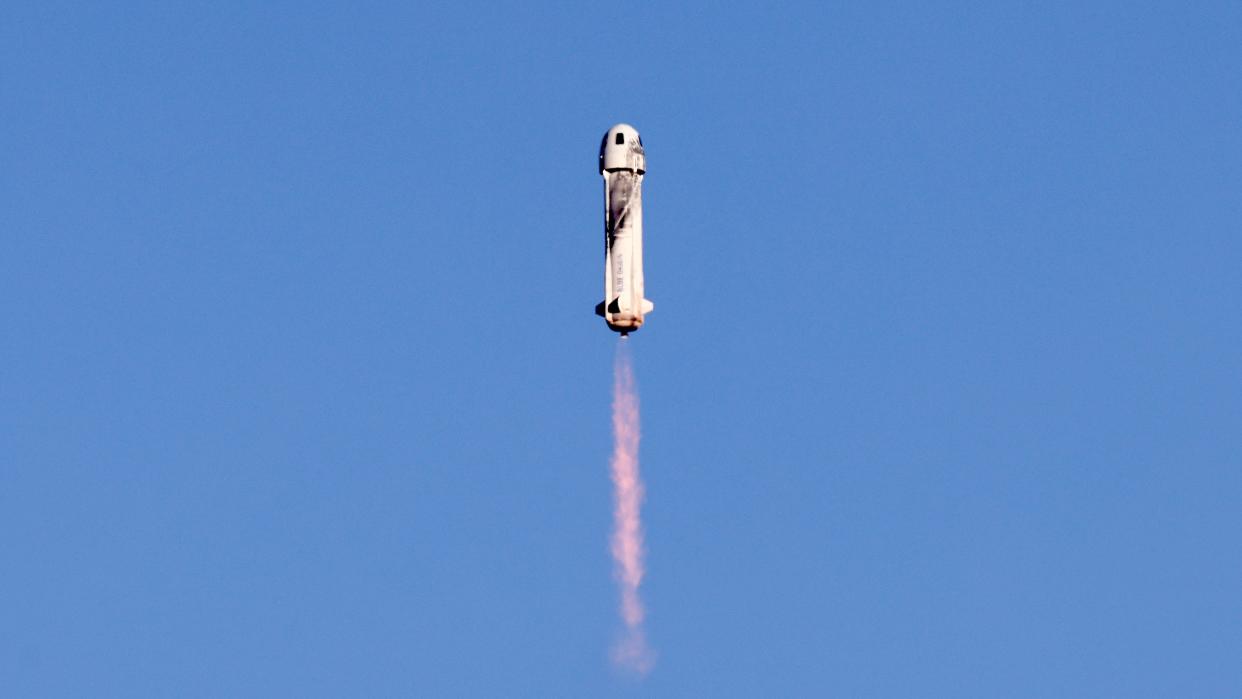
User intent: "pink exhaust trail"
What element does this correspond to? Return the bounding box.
[609,342,654,675]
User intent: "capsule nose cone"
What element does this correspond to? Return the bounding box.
[602,123,641,148]
[600,123,645,173]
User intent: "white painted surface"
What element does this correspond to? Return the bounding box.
[598,124,653,334]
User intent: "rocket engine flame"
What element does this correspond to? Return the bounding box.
[609,342,654,674]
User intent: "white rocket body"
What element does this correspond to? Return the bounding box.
[595,123,653,335]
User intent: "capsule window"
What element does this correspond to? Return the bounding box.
[615,133,625,145]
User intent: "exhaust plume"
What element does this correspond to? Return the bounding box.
[609,342,654,675]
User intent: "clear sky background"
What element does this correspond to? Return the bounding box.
[3,2,1240,696]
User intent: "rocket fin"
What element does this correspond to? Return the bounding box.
[594,301,606,317]
[641,299,654,314]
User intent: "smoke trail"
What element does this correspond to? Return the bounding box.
[609,342,655,675]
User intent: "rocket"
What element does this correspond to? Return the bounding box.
[595,123,653,336]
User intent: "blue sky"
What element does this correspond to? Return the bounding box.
[3,2,1240,696]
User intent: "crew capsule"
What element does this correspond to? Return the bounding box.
[600,124,646,175]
